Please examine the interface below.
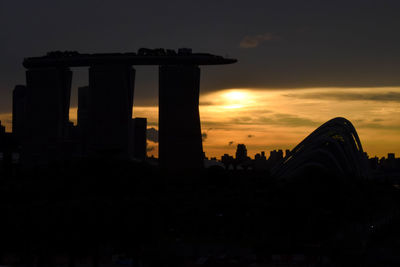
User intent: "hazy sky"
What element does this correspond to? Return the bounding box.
[1,0,400,157]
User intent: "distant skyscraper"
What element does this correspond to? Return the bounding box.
[221,153,234,169]
[269,149,283,162]
[77,86,89,130]
[23,67,72,165]
[87,65,135,158]
[261,151,266,160]
[158,65,203,169]
[0,121,5,169]
[235,144,248,161]
[18,49,236,166]
[131,118,147,161]
[0,121,5,136]
[77,86,89,154]
[12,85,30,141]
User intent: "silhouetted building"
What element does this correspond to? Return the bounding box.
[0,121,20,176]
[18,49,236,166]
[77,86,89,129]
[235,144,248,161]
[385,153,397,169]
[131,118,147,161]
[0,121,4,164]
[269,149,283,161]
[204,157,225,169]
[221,154,234,169]
[77,86,89,154]
[0,121,5,136]
[158,65,203,169]
[369,156,379,170]
[23,67,72,166]
[87,65,135,158]
[262,151,267,160]
[272,117,372,179]
[253,151,268,171]
[255,151,267,161]
[12,85,30,141]
[0,121,5,171]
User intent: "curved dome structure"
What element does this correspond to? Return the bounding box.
[272,117,371,179]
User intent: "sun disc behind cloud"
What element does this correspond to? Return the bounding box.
[220,89,255,109]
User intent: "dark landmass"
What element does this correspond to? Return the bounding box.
[0,160,399,266]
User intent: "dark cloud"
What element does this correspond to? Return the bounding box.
[147,128,159,143]
[0,118,12,124]
[247,134,254,138]
[199,101,214,106]
[229,113,319,128]
[2,0,400,114]
[228,141,234,146]
[358,123,400,131]
[284,91,400,102]
[200,112,319,129]
[147,127,216,144]
[272,113,320,127]
[146,146,155,152]
[147,121,158,127]
[239,33,280,48]
[202,132,208,141]
[231,117,253,124]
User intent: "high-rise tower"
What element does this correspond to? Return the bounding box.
[158,65,203,169]
[20,50,236,167]
[12,85,29,141]
[131,117,147,161]
[23,67,72,165]
[87,65,135,158]
[77,86,89,155]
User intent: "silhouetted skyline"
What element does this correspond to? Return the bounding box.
[1,1,400,158]
[1,3,400,263]
[10,49,236,168]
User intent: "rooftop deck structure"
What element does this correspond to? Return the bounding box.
[19,48,237,168]
[23,49,237,68]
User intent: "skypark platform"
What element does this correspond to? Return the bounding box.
[20,48,237,169]
[23,48,237,68]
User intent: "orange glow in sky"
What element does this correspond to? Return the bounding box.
[1,87,399,159]
[133,87,400,159]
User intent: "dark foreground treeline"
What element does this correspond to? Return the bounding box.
[0,160,399,266]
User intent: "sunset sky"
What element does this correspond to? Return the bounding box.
[1,1,400,159]
[133,87,400,158]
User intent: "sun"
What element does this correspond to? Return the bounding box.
[224,91,247,101]
[199,89,257,111]
[221,90,251,109]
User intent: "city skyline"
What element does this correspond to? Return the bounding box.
[1,0,400,159]
[2,2,400,264]
[6,49,236,167]
[1,86,400,159]
[146,86,400,159]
